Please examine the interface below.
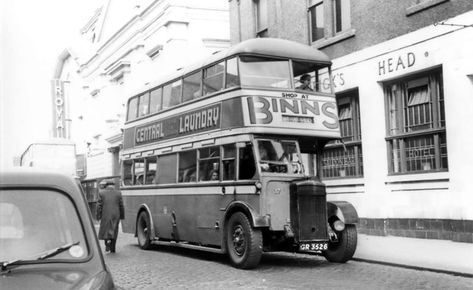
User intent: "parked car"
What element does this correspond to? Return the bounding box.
[0,169,116,289]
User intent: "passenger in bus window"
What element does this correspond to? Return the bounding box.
[209,170,219,181]
[296,74,313,91]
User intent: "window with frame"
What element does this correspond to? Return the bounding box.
[138,92,150,118]
[162,80,182,110]
[198,146,220,181]
[385,69,447,174]
[254,0,268,37]
[126,97,138,121]
[203,62,225,95]
[149,87,162,114]
[322,90,363,178]
[309,0,351,43]
[183,71,202,102]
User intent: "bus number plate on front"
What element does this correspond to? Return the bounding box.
[299,242,328,252]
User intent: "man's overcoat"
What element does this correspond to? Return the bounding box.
[97,186,124,240]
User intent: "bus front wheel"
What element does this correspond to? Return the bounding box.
[226,212,262,269]
[137,211,152,250]
[323,224,357,263]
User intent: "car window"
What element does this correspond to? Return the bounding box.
[0,189,88,262]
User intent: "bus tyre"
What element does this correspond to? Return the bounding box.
[226,212,263,269]
[324,224,357,263]
[137,211,152,250]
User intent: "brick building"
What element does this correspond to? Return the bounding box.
[229,0,473,243]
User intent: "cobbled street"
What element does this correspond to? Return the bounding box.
[102,231,473,290]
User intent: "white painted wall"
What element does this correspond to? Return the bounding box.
[326,11,473,220]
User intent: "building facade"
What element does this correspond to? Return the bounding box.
[229,0,473,243]
[55,0,230,179]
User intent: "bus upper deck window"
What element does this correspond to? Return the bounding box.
[293,60,332,93]
[138,92,150,117]
[203,62,225,95]
[225,58,240,88]
[183,71,202,102]
[163,80,182,110]
[127,97,138,121]
[239,56,290,89]
[149,87,162,114]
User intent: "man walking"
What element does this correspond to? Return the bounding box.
[97,179,124,253]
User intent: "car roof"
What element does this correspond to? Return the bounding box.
[0,168,81,196]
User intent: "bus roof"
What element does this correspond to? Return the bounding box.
[139,38,331,96]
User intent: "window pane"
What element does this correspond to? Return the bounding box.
[222,144,236,180]
[310,2,324,41]
[255,0,268,31]
[238,143,256,180]
[162,80,182,109]
[239,56,290,88]
[322,145,363,178]
[203,62,224,95]
[149,88,162,114]
[199,146,220,181]
[138,93,150,117]
[122,160,133,185]
[127,97,138,121]
[226,58,240,88]
[183,71,202,102]
[335,0,351,33]
[134,159,145,185]
[157,154,177,184]
[179,150,197,183]
[0,190,88,262]
[145,157,157,184]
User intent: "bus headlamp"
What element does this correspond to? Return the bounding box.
[255,181,263,193]
[333,219,345,232]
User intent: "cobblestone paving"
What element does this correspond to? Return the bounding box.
[103,232,473,290]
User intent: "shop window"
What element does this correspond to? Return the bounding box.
[309,0,352,43]
[384,69,448,173]
[254,0,268,37]
[322,90,363,178]
[203,62,225,95]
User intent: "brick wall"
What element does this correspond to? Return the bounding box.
[359,218,473,243]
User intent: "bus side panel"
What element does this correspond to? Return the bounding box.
[122,188,261,248]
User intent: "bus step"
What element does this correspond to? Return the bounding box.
[152,240,224,254]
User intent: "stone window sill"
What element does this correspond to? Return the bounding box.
[406,0,449,16]
[312,28,356,49]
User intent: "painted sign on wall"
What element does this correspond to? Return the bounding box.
[51,79,66,138]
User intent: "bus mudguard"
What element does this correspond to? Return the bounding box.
[136,204,156,238]
[224,201,270,228]
[326,201,359,224]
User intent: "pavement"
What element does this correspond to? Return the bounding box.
[354,234,473,276]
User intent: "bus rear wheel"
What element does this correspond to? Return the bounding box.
[137,211,152,250]
[226,212,262,269]
[324,224,357,263]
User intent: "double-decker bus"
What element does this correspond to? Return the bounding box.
[121,38,359,269]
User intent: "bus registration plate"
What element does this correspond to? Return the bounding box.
[299,242,328,252]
